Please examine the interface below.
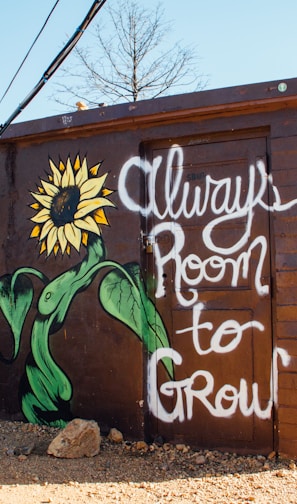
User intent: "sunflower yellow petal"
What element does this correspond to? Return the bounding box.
[102,187,113,197]
[30,224,41,238]
[47,227,58,256]
[59,160,65,172]
[73,154,81,171]
[64,223,81,252]
[74,216,100,235]
[49,159,62,186]
[31,208,51,223]
[80,173,108,200]
[30,202,40,210]
[40,241,47,255]
[57,226,68,254]
[94,208,109,225]
[75,157,88,187]
[31,192,53,209]
[62,158,75,188]
[89,162,102,177]
[41,180,60,197]
[75,197,115,219]
[82,232,88,246]
[40,219,55,241]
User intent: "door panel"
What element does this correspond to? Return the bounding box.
[143,134,273,453]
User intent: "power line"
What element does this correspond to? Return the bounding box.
[0,0,108,138]
[0,0,61,105]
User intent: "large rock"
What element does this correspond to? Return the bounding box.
[47,419,101,459]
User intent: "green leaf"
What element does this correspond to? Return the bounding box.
[0,273,33,361]
[99,262,173,378]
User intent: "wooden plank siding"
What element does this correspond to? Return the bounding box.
[271,134,297,456]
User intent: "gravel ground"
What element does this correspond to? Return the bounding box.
[0,420,296,503]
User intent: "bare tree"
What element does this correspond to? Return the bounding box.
[53,1,205,108]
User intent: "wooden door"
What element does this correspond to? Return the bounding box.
[143,133,273,454]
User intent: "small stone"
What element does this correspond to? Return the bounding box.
[195,455,206,465]
[108,428,123,443]
[17,454,27,462]
[275,470,285,477]
[135,441,148,451]
[289,461,296,470]
[47,418,101,459]
[267,451,276,460]
[176,444,186,451]
[14,443,35,456]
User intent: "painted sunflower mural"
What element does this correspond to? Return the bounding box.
[30,155,114,256]
[0,154,172,428]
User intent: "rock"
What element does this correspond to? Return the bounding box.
[176,443,189,453]
[135,441,148,451]
[195,455,207,465]
[108,428,123,443]
[47,419,101,459]
[6,443,35,457]
[17,454,27,462]
[14,443,35,456]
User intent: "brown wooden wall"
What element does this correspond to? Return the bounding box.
[1,78,297,457]
[271,132,297,457]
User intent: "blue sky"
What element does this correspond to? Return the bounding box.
[1,0,297,125]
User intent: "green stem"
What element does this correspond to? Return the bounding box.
[22,236,106,426]
[22,313,72,427]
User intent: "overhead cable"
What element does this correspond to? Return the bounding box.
[0,0,61,106]
[0,0,107,137]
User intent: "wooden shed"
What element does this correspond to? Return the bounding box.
[1,77,297,458]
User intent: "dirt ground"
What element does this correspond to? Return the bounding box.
[0,420,296,504]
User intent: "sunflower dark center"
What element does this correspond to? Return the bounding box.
[50,186,80,227]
